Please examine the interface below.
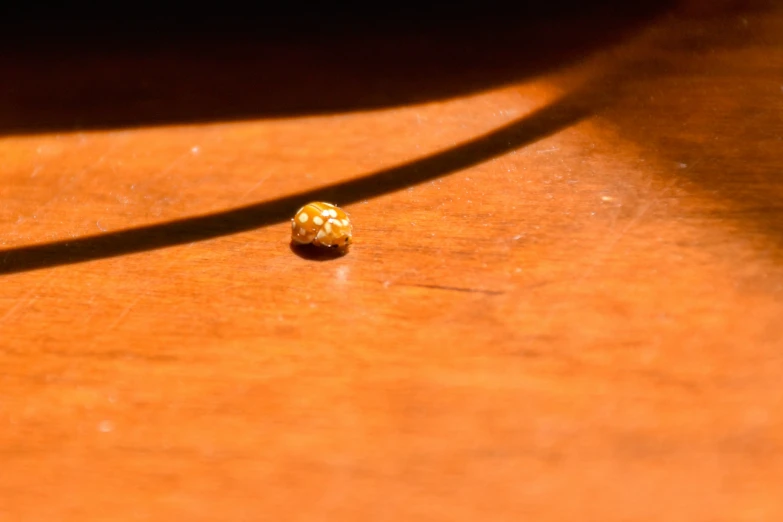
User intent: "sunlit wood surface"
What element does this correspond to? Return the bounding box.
[1,1,782,520]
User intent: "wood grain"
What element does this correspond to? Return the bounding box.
[1,1,782,520]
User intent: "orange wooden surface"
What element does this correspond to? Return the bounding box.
[1,2,782,520]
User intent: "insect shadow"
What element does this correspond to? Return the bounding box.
[289,242,349,262]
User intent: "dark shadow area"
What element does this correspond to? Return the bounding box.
[594,0,783,254]
[0,1,777,273]
[0,82,611,274]
[0,1,684,274]
[290,243,350,262]
[0,1,675,135]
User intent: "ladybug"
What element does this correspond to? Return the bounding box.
[291,201,353,252]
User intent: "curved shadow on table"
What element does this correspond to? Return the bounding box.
[0,84,605,275]
[1,2,777,274]
[0,1,674,135]
[0,1,690,274]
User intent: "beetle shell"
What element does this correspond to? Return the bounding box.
[291,202,353,252]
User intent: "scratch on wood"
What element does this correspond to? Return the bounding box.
[0,272,55,327]
[107,295,143,332]
[404,283,504,295]
[104,241,199,333]
[579,176,680,283]
[238,173,272,203]
[520,176,681,354]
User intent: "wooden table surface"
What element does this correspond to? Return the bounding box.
[1,1,782,520]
